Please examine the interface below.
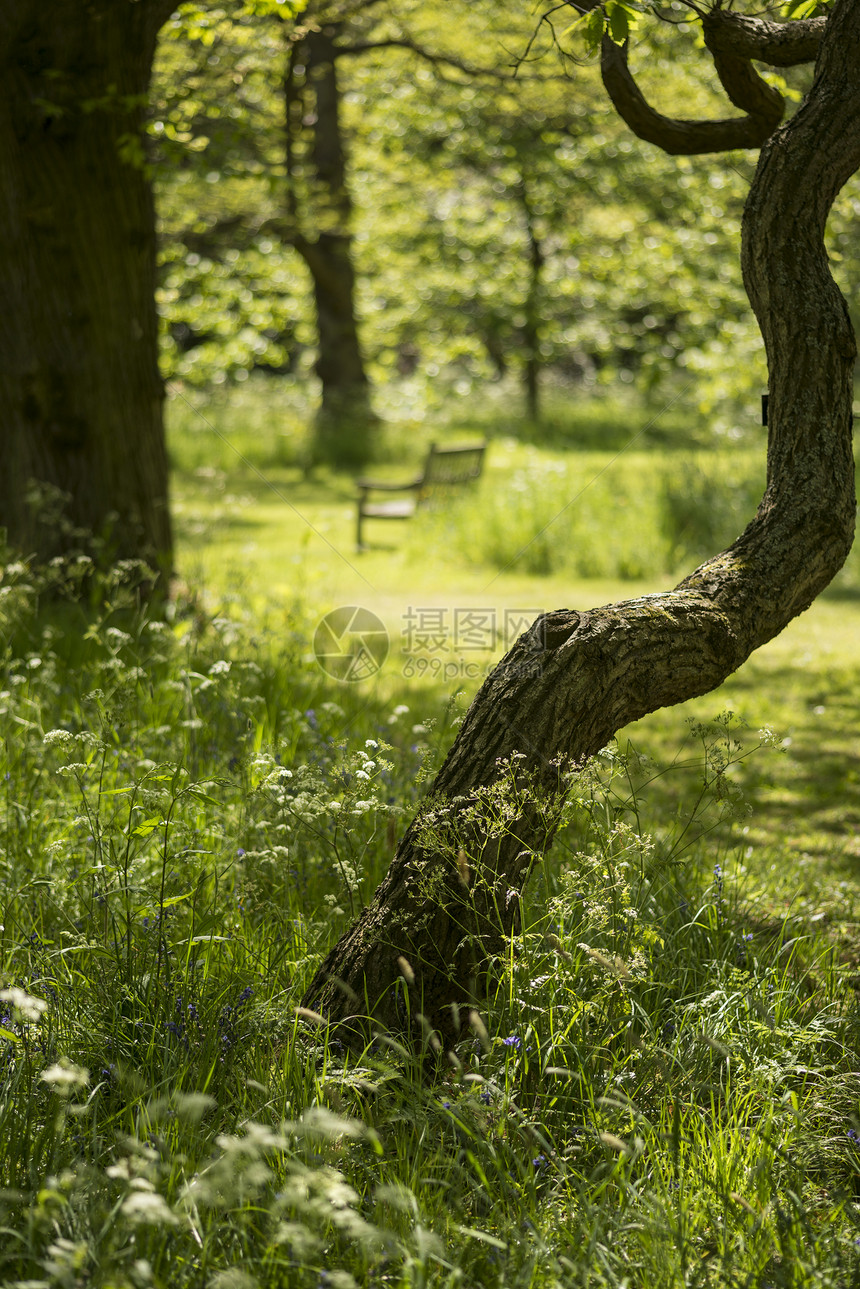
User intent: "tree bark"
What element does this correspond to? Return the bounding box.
[517,172,544,424]
[302,0,859,1046]
[0,1,174,572]
[599,34,784,155]
[285,23,377,469]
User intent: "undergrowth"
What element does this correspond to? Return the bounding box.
[1,556,860,1288]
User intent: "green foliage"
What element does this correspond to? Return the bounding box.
[148,0,817,434]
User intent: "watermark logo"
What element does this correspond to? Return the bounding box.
[313,604,544,682]
[313,605,389,682]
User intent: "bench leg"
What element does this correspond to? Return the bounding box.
[356,503,365,552]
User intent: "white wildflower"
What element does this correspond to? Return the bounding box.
[0,986,48,1022]
[43,729,74,748]
[209,1271,259,1289]
[41,1060,89,1089]
[122,1192,178,1225]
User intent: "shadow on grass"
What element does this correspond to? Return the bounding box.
[624,653,860,873]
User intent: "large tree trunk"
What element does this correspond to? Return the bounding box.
[0,1,174,573]
[285,24,377,469]
[303,0,859,1046]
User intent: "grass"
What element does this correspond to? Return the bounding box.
[2,383,860,1286]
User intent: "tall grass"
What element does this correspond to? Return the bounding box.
[1,556,860,1286]
[407,447,766,581]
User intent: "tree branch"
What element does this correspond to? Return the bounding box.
[335,36,511,80]
[600,33,783,154]
[702,10,827,68]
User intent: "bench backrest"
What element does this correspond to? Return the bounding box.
[418,442,486,503]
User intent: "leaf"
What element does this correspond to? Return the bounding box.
[132,816,164,837]
[781,0,823,16]
[0,1027,21,1044]
[159,891,194,909]
[186,786,225,809]
[584,7,607,55]
[608,3,630,45]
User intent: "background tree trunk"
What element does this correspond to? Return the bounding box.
[302,0,859,1046]
[517,171,544,423]
[0,1,174,572]
[286,24,377,468]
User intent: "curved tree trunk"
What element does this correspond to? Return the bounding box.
[303,1,859,1046]
[0,1,174,572]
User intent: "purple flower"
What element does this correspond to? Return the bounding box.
[502,1036,521,1050]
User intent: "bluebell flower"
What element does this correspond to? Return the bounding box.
[502,1035,521,1050]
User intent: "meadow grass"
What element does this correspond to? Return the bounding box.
[2,385,860,1286]
[2,552,860,1288]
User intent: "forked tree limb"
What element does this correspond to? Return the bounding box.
[600,7,828,156]
[599,33,784,154]
[302,0,859,1045]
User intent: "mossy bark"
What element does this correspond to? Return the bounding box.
[302,0,860,1046]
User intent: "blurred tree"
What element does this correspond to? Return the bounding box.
[284,6,377,466]
[0,0,178,573]
[303,0,860,1045]
[153,1,779,437]
[282,0,534,463]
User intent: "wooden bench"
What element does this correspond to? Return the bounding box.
[356,441,486,550]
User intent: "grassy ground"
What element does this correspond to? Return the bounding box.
[169,384,860,890]
[1,386,860,1286]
